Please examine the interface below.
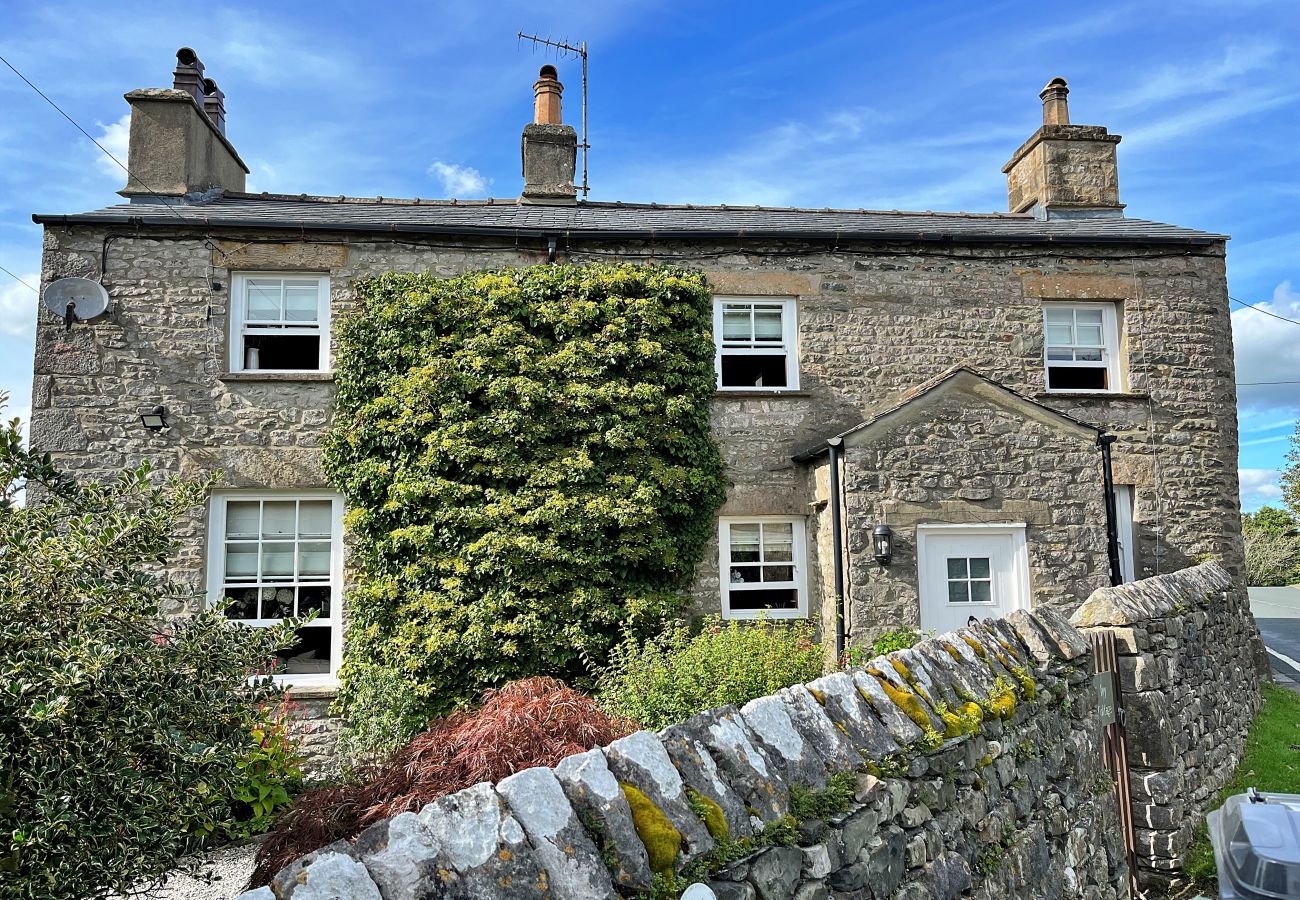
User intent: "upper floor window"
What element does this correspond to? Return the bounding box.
[206,492,343,684]
[714,297,799,390]
[230,273,330,373]
[1043,302,1122,392]
[719,516,808,619]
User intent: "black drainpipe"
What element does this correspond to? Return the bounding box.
[1098,432,1123,586]
[828,437,847,661]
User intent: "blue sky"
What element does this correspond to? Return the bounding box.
[1,1,1297,510]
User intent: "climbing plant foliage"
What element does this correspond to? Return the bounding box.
[324,264,726,749]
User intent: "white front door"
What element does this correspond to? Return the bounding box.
[917,525,1030,635]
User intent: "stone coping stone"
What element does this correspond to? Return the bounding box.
[851,669,925,746]
[805,671,899,760]
[604,729,715,864]
[685,706,791,822]
[416,781,547,898]
[893,646,962,708]
[352,812,440,900]
[660,723,757,839]
[777,686,863,772]
[1072,561,1233,627]
[264,842,382,900]
[739,694,831,791]
[497,766,618,899]
[869,658,945,733]
[553,748,656,892]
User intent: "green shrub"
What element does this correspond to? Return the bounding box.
[323,265,727,746]
[597,617,825,730]
[1242,507,1300,586]
[0,399,300,900]
[841,626,923,668]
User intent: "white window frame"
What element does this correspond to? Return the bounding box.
[229,272,331,373]
[1115,485,1136,583]
[713,297,800,391]
[206,490,344,686]
[1042,301,1122,393]
[718,516,809,620]
[915,523,1031,631]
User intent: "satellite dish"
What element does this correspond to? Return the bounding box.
[43,277,110,326]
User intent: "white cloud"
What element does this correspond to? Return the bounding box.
[0,273,39,338]
[1232,281,1300,413]
[93,113,131,179]
[1119,40,1282,109]
[1239,467,1284,511]
[428,161,490,198]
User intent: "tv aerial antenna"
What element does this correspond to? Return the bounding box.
[517,32,589,198]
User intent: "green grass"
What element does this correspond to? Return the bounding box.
[1184,682,1300,891]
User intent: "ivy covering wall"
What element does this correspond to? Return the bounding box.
[324,264,726,745]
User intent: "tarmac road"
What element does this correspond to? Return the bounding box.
[1249,585,1300,692]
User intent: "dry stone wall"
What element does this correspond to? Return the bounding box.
[238,609,1130,900]
[1071,561,1261,887]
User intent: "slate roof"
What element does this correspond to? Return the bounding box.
[33,192,1227,244]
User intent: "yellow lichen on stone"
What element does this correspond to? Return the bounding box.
[961,701,984,725]
[962,635,987,658]
[621,783,682,874]
[1011,666,1037,701]
[943,642,963,662]
[874,674,933,732]
[939,709,965,739]
[808,687,826,705]
[988,692,1017,719]
[997,639,1022,662]
[890,659,912,682]
[996,652,1014,670]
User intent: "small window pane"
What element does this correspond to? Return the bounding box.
[762,564,794,583]
[261,542,296,580]
[262,502,296,538]
[299,586,332,619]
[1046,325,1074,345]
[226,501,260,539]
[1046,347,1074,361]
[970,581,992,603]
[946,557,967,579]
[299,501,333,539]
[1044,308,1073,325]
[1077,308,1104,325]
[730,565,762,583]
[225,543,259,579]
[223,587,259,619]
[298,542,332,577]
[1048,366,1107,391]
[283,284,320,323]
[753,308,784,341]
[947,581,969,603]
[722,309,752,341]
[266,587,294,618]
[1075,347,1103,362]
[763,522,793,552]
[246,281,282,320]
[1076,324,1103,346]
[968,557,990,578]
[729,524,761,562]
[277,626,332,675]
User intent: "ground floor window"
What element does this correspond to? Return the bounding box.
[719,516,808,619]
[206,491,343,684]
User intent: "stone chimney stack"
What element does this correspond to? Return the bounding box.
[1001,77,1122,217]
[520,65,577,204]
[119,47,248,200]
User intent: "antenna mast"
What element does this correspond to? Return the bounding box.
[517,32,589,198]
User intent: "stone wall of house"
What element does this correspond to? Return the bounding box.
[30,226,1241,625]
[235,609,1130,900]
[1071,561,1261,887]
[825,387,1111,644]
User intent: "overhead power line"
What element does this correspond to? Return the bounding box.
[0,264,37,294]
[1230,295,1300,327]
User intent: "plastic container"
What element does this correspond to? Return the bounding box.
[1208,788,1300,898]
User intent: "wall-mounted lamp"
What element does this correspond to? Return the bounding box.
[140,405,169,431]
[872,524,894,566]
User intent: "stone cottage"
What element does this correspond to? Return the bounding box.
[29,52,1241,710]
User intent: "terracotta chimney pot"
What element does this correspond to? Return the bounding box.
[533,65,563,125]
[1040,76,1070,126]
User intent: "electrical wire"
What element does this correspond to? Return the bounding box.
[0,264,37,294]
[1229,295,1300,327]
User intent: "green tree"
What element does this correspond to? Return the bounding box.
[324,265,727,753]
[0,397,298,900]
[1284,422,1300,519]
[1242,505,1300,537]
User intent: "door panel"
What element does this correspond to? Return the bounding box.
[918,528,1028,635]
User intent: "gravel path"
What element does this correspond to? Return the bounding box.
[131,840,261,900]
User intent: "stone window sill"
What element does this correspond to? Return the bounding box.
[715,390,811,399]
[221,372,336,383]
[280,679,339,699]
[1035,391,1150,401]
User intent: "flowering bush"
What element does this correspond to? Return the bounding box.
[0,397,300,899]
[597,617,826,730]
